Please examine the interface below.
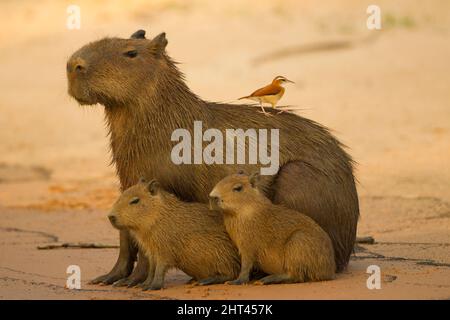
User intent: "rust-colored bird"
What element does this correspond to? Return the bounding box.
[238,76,294,114]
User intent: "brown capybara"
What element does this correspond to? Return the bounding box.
[67,29,359,285]
[209,172,336,284]
[107,178,240,290]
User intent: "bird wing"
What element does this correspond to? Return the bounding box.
[249,84,281,97]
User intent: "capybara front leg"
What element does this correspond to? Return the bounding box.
[142,260,168,291]
[113,249,149,287]
[90,229,136,285]
[227,256,253,285]
[136,254,157,290]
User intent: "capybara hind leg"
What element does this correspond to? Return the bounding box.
[113,250,149,287]
[255,274,294,285]
[272,161,358,272]
[198,275,234,286]
[90,230,137,284]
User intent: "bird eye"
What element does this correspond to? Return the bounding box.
[124,50,138,58]
[233,185,243,192]
[129,197,140,205]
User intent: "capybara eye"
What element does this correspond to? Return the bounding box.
[129,197,140,205]
[124,50,138,58]
[232,184,243,192]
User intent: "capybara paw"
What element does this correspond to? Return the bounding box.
[136,282,146,289]
[141,283,162,291]
[102,274,128,285]
[91,270,129,285]
[186,278,198,285]
[126,279,143,288]
[113,277,140,287]
[226,279,248,285]
[197,278,216,286]
[89,274,109,285]
[112,278,128,287]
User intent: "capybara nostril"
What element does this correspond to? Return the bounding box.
[208,195,219,203]
[67,57,87,74]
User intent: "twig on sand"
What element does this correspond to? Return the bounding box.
[0,227,58,243]
[37,242,119,250]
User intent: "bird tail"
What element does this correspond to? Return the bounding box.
[238,96,249,100]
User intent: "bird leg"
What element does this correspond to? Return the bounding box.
[259,102,266,114]
[258,102,272,116]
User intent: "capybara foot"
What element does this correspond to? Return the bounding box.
[91,271,128,285]
[186,277,198,285]
[113,276,144,288]
[90,264,132,285]
[254,274,293,285]
[89,274,109,285]
[113,266,148,287]
[141,283,163,291]
[112,278,129,287]
[226,278,248,285]
[90,272,126,285]
[198,276,231,286]
[250,269,268,280]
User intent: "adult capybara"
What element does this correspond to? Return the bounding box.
[108,179,240,290]
[210,172,335,284]
[66,29,359,285]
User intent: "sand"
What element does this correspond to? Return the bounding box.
[0,0,449,299]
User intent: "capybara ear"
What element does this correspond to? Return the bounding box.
[249,171,260,188]
[139,177,147,184]
[148,179,161,196]
[148,32,168,57]
[130,29,146,39]
[237,169,247,175]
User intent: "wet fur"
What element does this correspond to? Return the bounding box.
[110,181,240,289]
[67,32,359,274]
[210,174,335,283]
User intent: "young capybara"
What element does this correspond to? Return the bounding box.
[107,178,240,290]
[209,172,336,284]
[67,29,358,285]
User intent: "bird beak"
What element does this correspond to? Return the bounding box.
[286,79,295,84]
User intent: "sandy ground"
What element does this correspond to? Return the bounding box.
[0,0,449,299]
